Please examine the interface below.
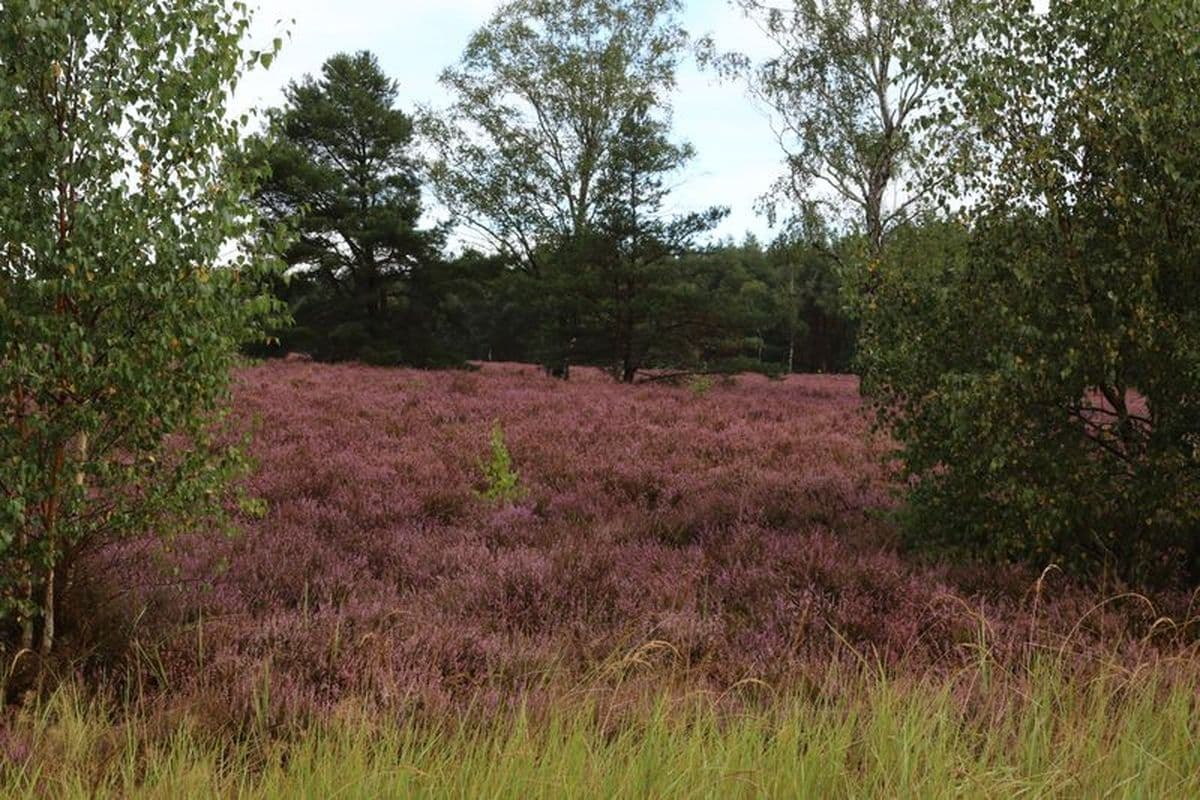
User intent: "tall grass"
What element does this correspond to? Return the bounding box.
[2,660,1197,798]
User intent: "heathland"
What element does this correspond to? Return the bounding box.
[4,362,1196,797]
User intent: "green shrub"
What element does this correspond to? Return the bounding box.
[686,375,715,397]
[856,2,1200,584]
[479,421,525,505]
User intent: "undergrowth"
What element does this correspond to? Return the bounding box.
[1,656,1197,798]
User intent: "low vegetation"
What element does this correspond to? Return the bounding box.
[3,661,1199,798]
[59,364,1200,726]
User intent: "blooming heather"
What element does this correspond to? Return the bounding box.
[74,362,1198,721]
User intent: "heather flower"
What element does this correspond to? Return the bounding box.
[67,361,1198,722]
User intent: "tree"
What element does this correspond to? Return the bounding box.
[254,51,442,363]
[0,0,282,661]
[765,230,856,373]
[439,249,544,364]
[717,0,953,255]
[574,104,728,381]
[858,0,1200,583]
[426,0,689,371]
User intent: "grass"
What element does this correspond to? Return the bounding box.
[3,660,1197,798]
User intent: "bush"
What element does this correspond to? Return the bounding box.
[856,1,1200,584]
[479,421,525,505]
[686,375,715,397]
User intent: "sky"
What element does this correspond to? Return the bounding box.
[233,0,785,247]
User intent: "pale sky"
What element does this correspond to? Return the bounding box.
[233,0,784,247]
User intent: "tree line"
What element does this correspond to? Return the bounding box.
[248,7,859,378]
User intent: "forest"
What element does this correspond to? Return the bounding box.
[1,0,1198,796]
[248,44,856,377]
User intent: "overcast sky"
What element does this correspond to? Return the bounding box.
[233,0,784,247]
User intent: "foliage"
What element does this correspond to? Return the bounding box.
[858,0,1200,583]
[764,229,857,372]
[427,0,687,268]
[478,420,525,504]
[715,0,956,252]
[0,0,283,659]
[686,374,714,397]
[252,51,443,364]
[447,251,542,363]
[241,3,861,378]
[551,103,729,382]
[437,235,854,376]
[428,0,709,373]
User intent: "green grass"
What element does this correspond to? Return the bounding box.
[2,663,1198,798]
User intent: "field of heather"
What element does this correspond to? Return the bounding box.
[66,362,1196,726]
[3,361,1197,797]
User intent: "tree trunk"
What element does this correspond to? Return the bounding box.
[38,431,88,661]
[788,259,797,374]
[13,384,34,653]
[39,567,54,659]
[622,357,637,384]
[866,188,885,258]
[19,573,34,653]
[620,319,636,383]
